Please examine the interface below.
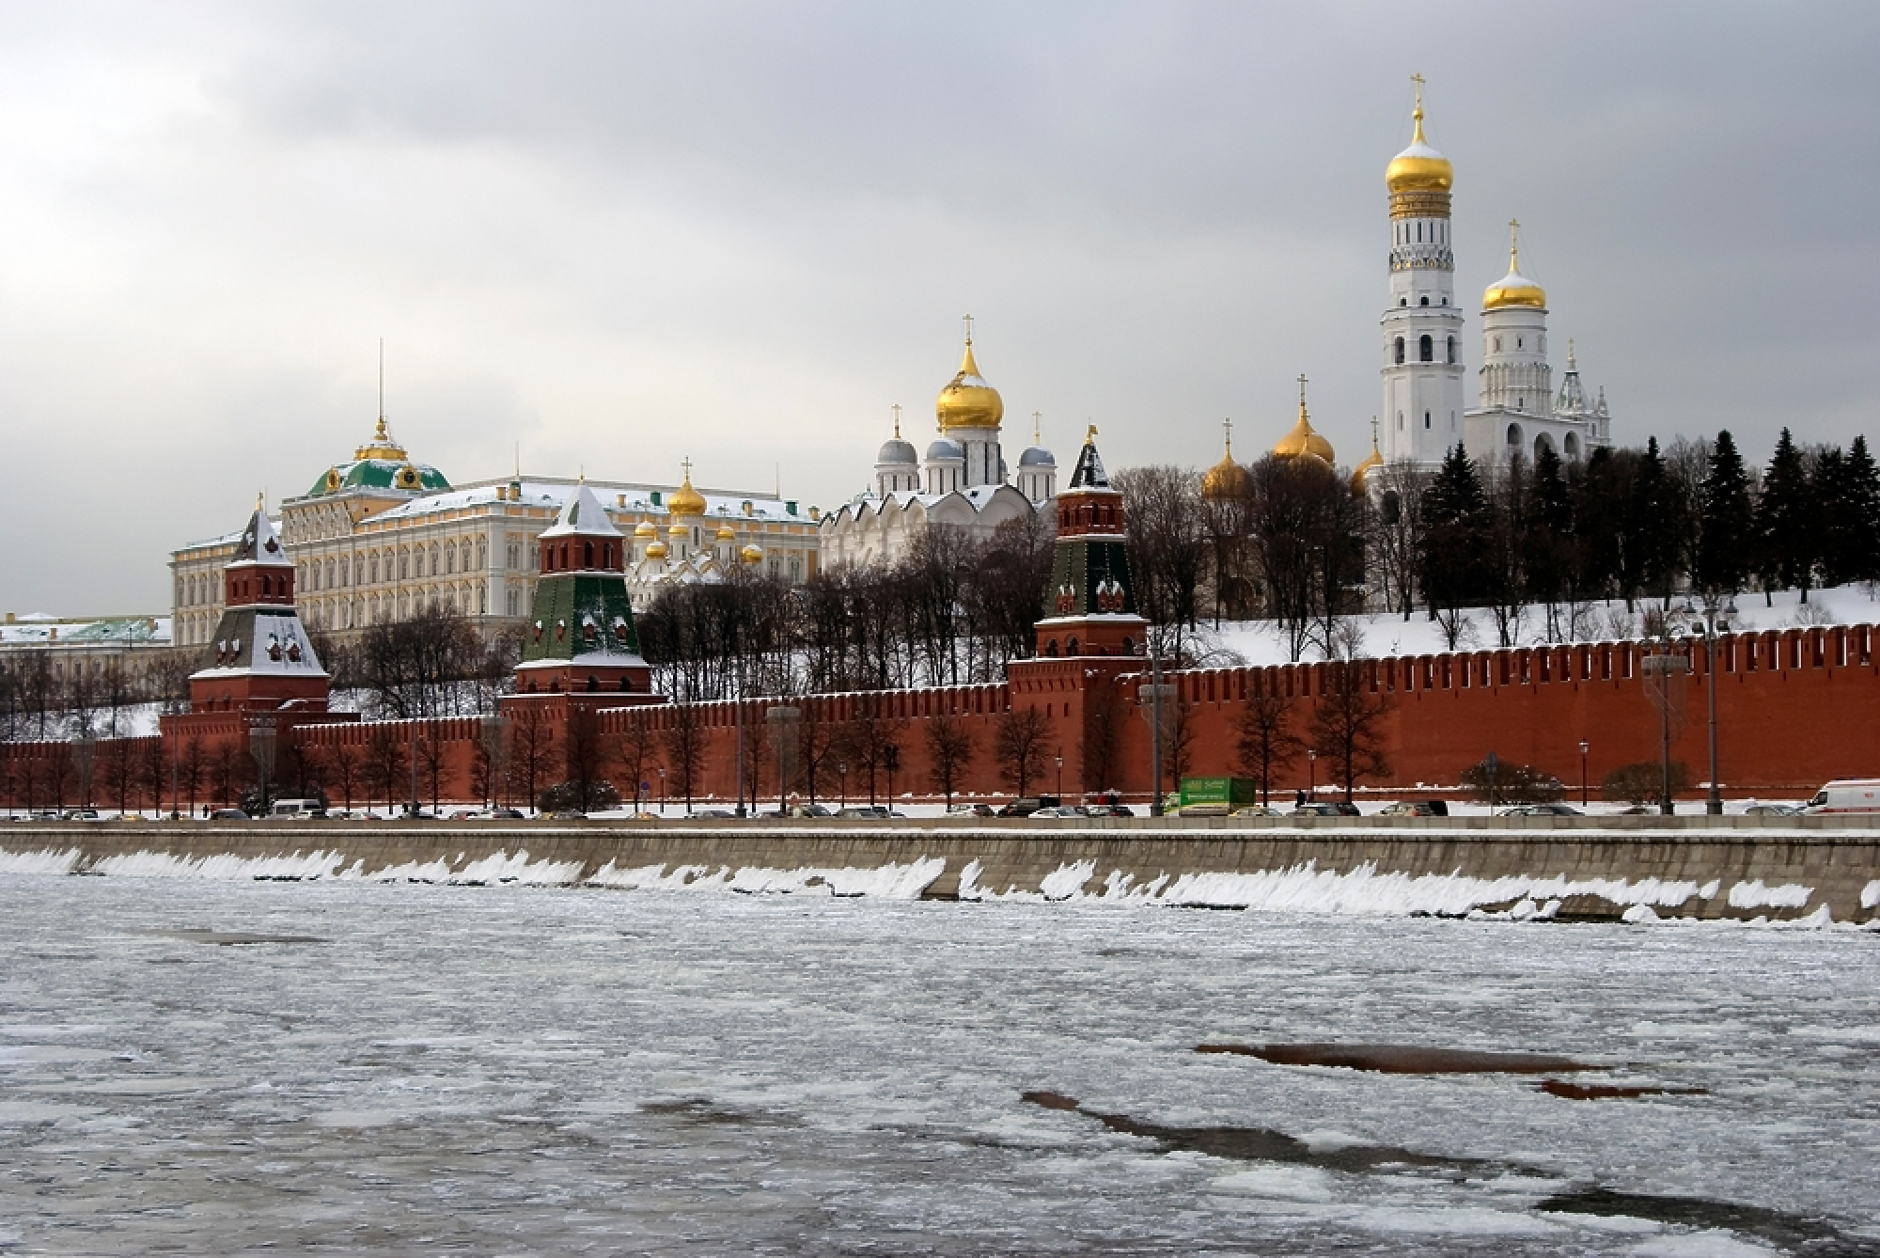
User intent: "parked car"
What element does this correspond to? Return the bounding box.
[1291,802,1346,817]
[1031,805,1088,819]
[207,808,249,820]
[268,798,327,819]
[1804,779,1880,814]
[1231,804,1282,818]
[1742,802,1802,817]
[997,797,1059,817]
[486,807,527,820]
[1379,800,1448,817]
[1086,803,1136,817]
[692,808,736,819]
[946,803,998,817]
[60,808,102,821]
[1498,803,1582,817]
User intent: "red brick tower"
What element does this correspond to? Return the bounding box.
[1032,428,1149,658]
[185,499,332,713]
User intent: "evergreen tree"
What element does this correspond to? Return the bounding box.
[1523,443,1574,639]
[1417,444,1492,648]
[1758,427,1819,603]
[1572,447,1629,603]
[1695,430,1754,595]
[1629,437,1682,604]
[1818,437,1880,587]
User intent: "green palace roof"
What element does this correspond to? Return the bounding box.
[305,415,450,498]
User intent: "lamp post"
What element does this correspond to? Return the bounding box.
[1640,645,1690,816]
[838,761,849,811]
[766,705,800,816]
[1138,649,1176,817]
[1672,591,1734,816]
[247,716,276,818]
[883,742,899,811]
[72,731,95,811]
[1055,753,1063,800]
[657,766,666,816]
[1307,749,1317,801]
[1579,739,1590,807]
[480,711,510,810]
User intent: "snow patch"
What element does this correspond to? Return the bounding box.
[1862,879,1880,909]
[0,848,84,876]
[589,857,945,900]
[1727,880,1812,910]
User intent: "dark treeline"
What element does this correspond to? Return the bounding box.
[1125,428,1880,661]
[316,603,521,719]
[638,514,1053,701]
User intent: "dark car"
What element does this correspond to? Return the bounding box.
[207,808,249,820]
[1380,800,1448,817]
[1291,802,1345,817]
[1498,803,1582,817]
[996,796,1060,817]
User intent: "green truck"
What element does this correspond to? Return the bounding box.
[1177,777,1262,813]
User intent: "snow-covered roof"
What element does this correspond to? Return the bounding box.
[231,508,293,569]
[190,609,324,678]
[540,482,622,540]
[361,478,812,527]
[0,616,171,648]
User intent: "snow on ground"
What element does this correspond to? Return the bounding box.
[1194,583,1880,670]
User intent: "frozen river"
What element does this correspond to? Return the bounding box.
[1,874,1877,1256]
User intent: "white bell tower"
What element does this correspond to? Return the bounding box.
[1379,76,1466,469]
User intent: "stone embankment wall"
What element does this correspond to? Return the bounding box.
[4,816,1877,925]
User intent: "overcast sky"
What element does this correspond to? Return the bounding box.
[3,1,1876,615]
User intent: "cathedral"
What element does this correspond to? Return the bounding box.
[1379,80,1614,471]
[818,324,1058,569]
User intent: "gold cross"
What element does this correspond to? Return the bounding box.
[1032,410,1042,444]
[681,456,693,482]
[1509,218,1521,265]
[891,403,902,437]
[962,313,974,344]
[1297,374,1309,409]
[1222,416,1233,454]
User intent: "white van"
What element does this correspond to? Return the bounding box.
[269,798,327,819]
[1803,779,1880,814]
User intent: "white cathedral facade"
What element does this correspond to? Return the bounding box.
[1380,83,1613,472]
[819,328,1057,569]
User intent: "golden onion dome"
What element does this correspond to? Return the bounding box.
[740,544,764,564]
[644,539,668,560]
[1352,426,1385,495]
[1272,377,1336,464]
[1385,90,1452,194]
[715,523,737,541]
[1484,224,1546,309]
[668,464,707,517]
[935,335,1003,432]
[668,522,688,538]
[634,520,657,539]
[1200,427,1252,501]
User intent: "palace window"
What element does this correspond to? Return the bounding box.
[1394,337,1405,365]
[1419,334,1433,362]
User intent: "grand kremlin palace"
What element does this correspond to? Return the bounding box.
[169,417,823,648]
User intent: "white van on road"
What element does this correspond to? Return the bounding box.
[1804,779,1880,814]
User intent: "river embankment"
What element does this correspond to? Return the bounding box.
[5,814,1878,923]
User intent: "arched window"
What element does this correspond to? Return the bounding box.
[1446,336,1456,364]
[1066,638,1080,657]
[583,540,594,568]
[1394,337,1405,365]
[1506,423,1523,447]
[1419,295,1429,306]
[1424,411,1432,430]
[1564,433,1580,459]
[1419,334,1433,362]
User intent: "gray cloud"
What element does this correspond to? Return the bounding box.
[2,1,1876,613]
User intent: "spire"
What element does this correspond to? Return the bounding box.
[1567,337,1577,370]
[1222,417,1234,458]
[1411,71,1426,143]
[892,403,903,439]
[1508,218,1522,271]
[1068,427,1109,489]
[1033,411,1043,445]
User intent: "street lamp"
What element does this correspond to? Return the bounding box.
[1641,645,1691,816]
[1579,739,1590,807]
[1055,753,1064,800]
[1137,649,1177,817]
[766,705,800,816]
[838,761,849,811]
[480,711,510,810]
[72,731,95,812]
[656,765,666,816]
[1672,592,1735,817]
[1307,749,1317,801]
[247,716,277,818]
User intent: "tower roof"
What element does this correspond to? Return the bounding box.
[1351,421,1385,494]
[667,462,707,517]
[231,498,293,569]
[1386,77,1453,194]
[1067,426,1110,490]
[1273,376,1336,464]
[1484,220,1548,310]
[540,481,622,540]
[935,319,1004,432]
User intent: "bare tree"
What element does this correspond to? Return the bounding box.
[616,711,659,812]
[994,706,1054,799]
[417,722,451,810]
[924,713,977,808]
[1116,465,1209,661]
[508,704,558,812]
[1309,658,1393,802]
[1233,685,1304,806]
[557,705,615,813]
[327,739,362,812]
[361,725,409,813]
[838,694,907,806]
[659,703,708,813]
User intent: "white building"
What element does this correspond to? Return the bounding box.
[1378,82,1614,472]
[820,330,1056,568]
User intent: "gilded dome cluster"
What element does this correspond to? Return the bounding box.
[1272,378,1336,465]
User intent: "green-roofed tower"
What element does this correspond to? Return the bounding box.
[513,481,655,698]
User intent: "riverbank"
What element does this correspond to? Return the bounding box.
[5,815,1878,923]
